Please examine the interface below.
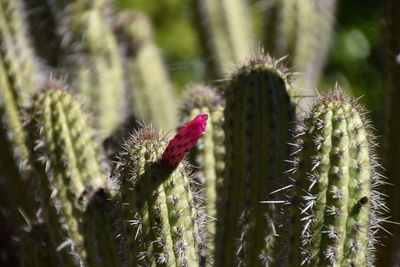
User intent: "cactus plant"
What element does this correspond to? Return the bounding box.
[80,187,123,267]
[113,114,207,266]
[114,11,178,131]
[267,0,337,108]
[191,0,254,80]
[215,54,295,266]
[26,80,107,265]
[181,84,224,264]
[55,0,125,138]
[283,90,384,266]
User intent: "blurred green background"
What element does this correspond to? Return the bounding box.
[116,0,385,130]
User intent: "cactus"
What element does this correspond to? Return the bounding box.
[215,54,295,266]
[113,115,207,266]
[80,187,123,267]
[20,223,59,267]
[284,90,384,266]
[114,11,178,131]
[268,0,337,108]
[0,0,41,101]
[191,0,254,80]
[26,80,107,265]
[55,0,125,138]
[0,0,40,230]
[181,84,224,264]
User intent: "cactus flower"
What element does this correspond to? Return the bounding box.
[162,114,208,168]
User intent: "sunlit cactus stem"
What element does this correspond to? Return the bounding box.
[181,84,224,264]
[285,90,384,266]
[114,11,178,131]
[56,0,125,138]
[113,115,207,266]
[191,0,254,80]
[216,54,295,266]
[26,80,107,265]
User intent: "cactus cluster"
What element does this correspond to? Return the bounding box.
[0,0,396,267]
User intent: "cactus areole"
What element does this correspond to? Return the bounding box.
[162,114,208,168]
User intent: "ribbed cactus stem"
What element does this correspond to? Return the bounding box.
[181,84,224,264]
[192,0,254,80]
[20,223,59,267]
[0,0,40,101]
[216,55,295,266]
[58,0,125,138]
[80,187,123,267]
[27,80,107,265]
[114,11,178,131]
[271,0,336,108]
[113,116,207,266]
[286,90,384,266]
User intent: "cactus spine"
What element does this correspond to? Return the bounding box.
[192,0,254,80]
[114,11,178,131]
[286,90,383,266]
[216,55,295,266]
[182,85,224,263]
[57,0,125,138]
[27,81,106,265]
[114,115,207,266]
[80,187,123,267]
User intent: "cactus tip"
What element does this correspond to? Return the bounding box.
[162,114,208,168]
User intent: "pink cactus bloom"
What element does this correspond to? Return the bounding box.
[162,114,208,168]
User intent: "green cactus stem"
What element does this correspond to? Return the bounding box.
[113,115,207,266]
[215,54,295,266]
[80,187,123,267]
[191,0,254,80]
[114,11,178,131]
[383,0,400,264]
[0,8,39,229]
[268,0,337,108]
[181,84,224,264]
[56,0,125,138]
[20,223,60,267]
[27,80,107,265]
[0,0,41,101]
[284,90,384,266]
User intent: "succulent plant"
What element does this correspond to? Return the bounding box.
[282,90,384,266]
[215,54,295,266]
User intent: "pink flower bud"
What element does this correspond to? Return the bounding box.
[162,114,208,168]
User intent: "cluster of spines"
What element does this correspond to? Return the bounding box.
[27,80,106,265]
[216,54,295,266]
[283,90,385,266]
[56,0,125,138]
[113,11,178,131]
[113,124,204,266]
[191,0,254,80]
[181,84,225,264]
